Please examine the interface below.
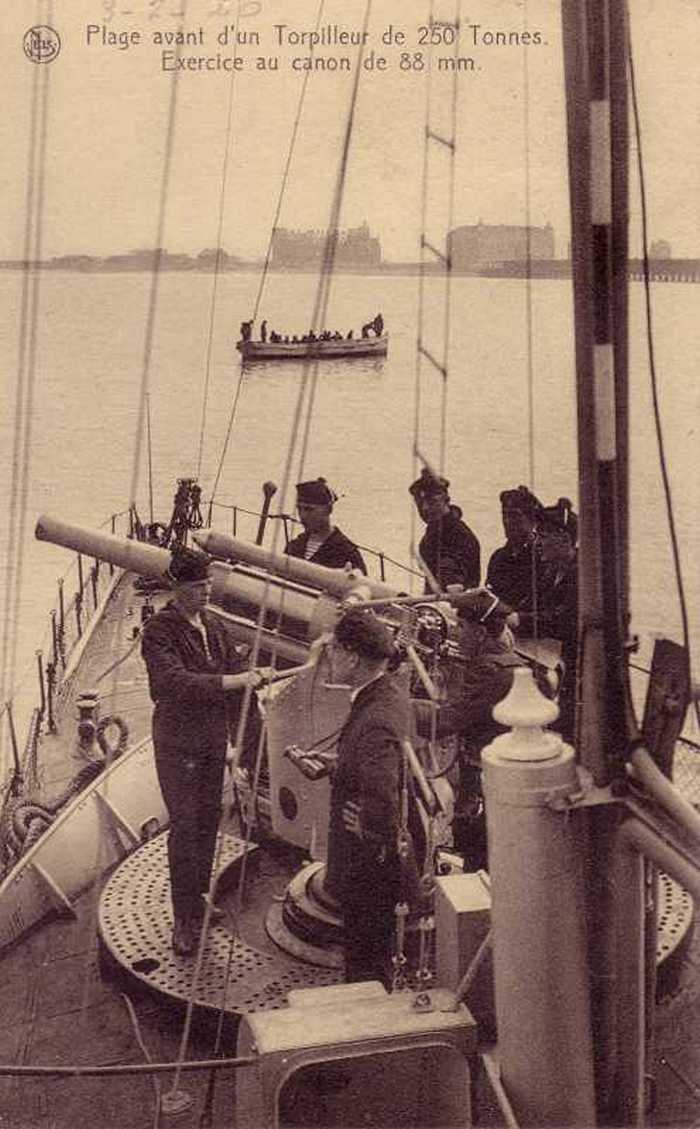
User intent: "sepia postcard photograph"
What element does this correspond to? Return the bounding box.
[0,1,699,1127]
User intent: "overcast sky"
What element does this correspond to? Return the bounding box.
[1,0,698,262]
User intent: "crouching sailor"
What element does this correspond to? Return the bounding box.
[324,610,423,989]
[413,589,525,870]
[141,546,266,957]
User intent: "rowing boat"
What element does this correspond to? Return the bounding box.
[236,334,388,361]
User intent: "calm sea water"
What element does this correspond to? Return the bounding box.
[1,268,698,751]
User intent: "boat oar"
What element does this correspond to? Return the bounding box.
[255,480,277,545]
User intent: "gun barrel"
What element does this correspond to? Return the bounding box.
[35,514,171,577]
[194,528,398,601]
[35,514,338,643]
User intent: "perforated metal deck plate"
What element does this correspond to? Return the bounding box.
[657,872,694,963]
[98,832,340,1015]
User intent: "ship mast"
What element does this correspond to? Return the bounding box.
[561,1,646,1123]
[561,0,634,785]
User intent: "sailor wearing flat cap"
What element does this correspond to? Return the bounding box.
[324,609,423,988]
[285,477,367,574]
[486,485,544,610]
[141,546,267,957]
[409,468,480,593]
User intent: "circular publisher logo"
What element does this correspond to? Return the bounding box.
[23,25,61,64]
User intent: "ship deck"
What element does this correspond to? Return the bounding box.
[0,571,699,1127]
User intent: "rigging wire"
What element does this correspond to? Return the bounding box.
[146,392,155,526]
[169,3,374,1092]
[207,0,326,507]
[120,992,162,1129]
[440,3,460,476]
[626,20,696,727]
[294,0,374,481]
[521,0,541,646]
[194,3,245,482]
[1,6,51,754]
[250,0,326,325]
[128,6,187,516]
[521,0,536,493]
[410,5,434,586]
[410,1,460,591]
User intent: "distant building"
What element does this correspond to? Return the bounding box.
[448,222,555,270]
[271,222,382,269]
[46,254,99,270]
[650,239,672,259]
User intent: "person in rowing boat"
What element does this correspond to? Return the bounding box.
[141,546,268,957]
[285,478,367,574]
[361,312,384,338]
[409,468,481,593]
[260,319,267,343]
[486,485,544,610]
[240,319,253,342]
[324,610,423,988]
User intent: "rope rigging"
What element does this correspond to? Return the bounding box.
[1,7,52,766]
[194,4,246,484]
[410,3,460,592]
[206,0,327,508]
[627,18,697,729]
[168,0,377,1099]
[128,4,188,521]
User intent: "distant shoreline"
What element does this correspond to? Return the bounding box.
[1,258,698,281]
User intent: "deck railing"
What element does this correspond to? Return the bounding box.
[2,501,698,817]
[206,499,424,590]
[0,510,132,813]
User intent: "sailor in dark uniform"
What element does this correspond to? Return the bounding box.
[486,485,544,610]
[507,498,579,743]
[285,478,367,574]
[324,610,421,988]
[141,547,266,956]
[409,468,481,593]
[413,588,524,869]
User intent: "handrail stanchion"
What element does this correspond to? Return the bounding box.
[57,578,66,667]
[75,591,83,639]
[36,650,46,721]
[91,560,99,609]
[46,660,57,734]
[51,609,59,668]
[5,702,22,795]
